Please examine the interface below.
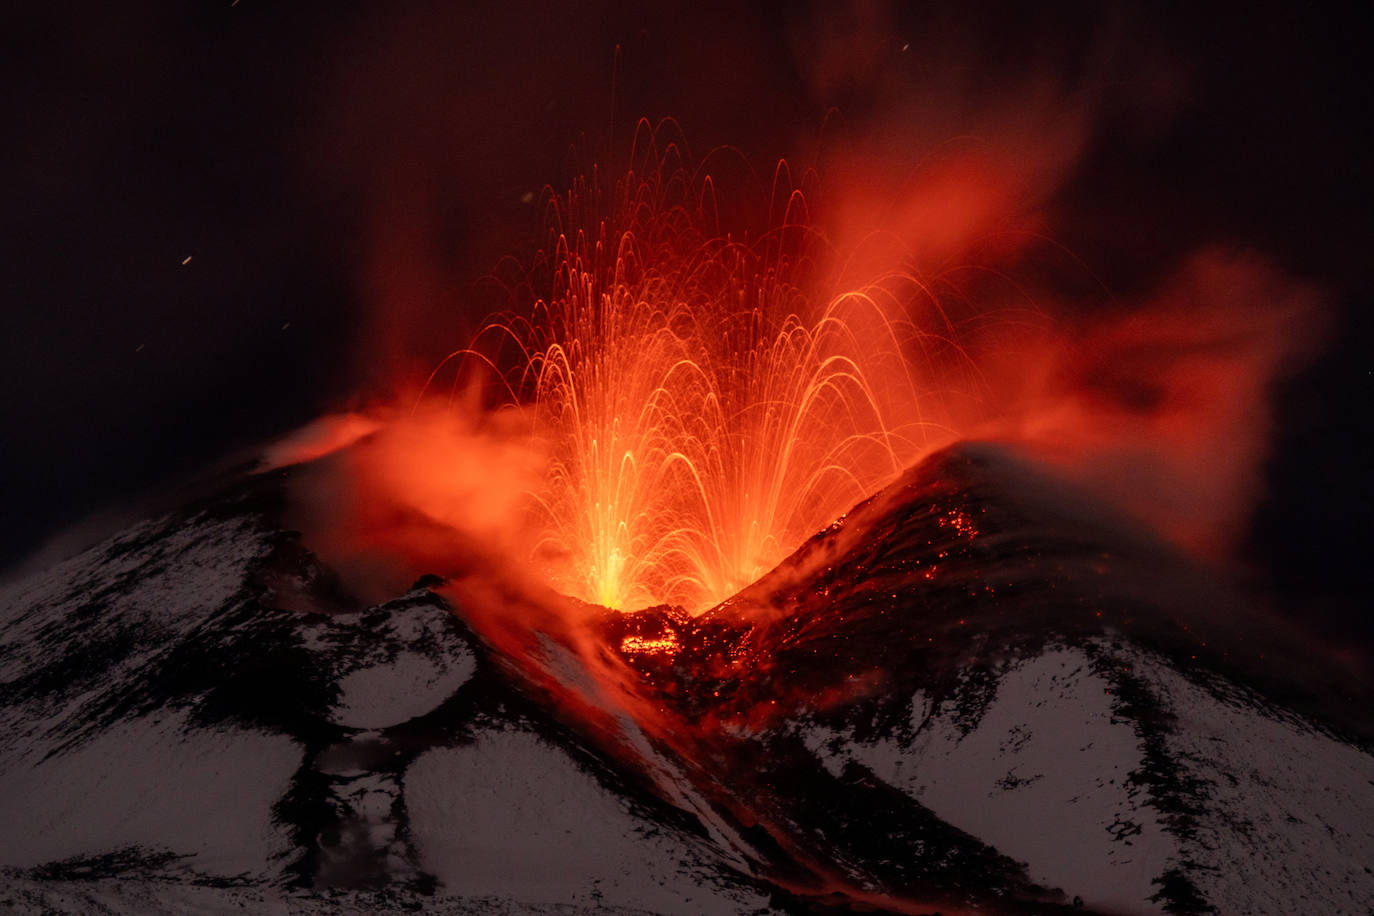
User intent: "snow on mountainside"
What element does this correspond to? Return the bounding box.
[0,482,769,915]
[0,512,300,882]
[0,446,1371,915]
[802,645,1175,914]
[799,641,1374,914]
[407,730,764,914]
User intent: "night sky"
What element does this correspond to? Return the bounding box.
[2,2,1370,652]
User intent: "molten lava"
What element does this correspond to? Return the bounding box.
[432,136,976,613]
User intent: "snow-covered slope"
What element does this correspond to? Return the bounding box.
[407,729,764,914]
[0,511,301,883]
[798,640,1374,914]
[1,447,1371,915]
[0,482,767,914]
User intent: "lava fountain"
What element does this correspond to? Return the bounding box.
[275,127,1316,623]
[427,132,979,613]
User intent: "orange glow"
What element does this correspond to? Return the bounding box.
[275,402,546,603]
[621,633,681,655]
[426,128,979,613]
[275,124,1324,624]
[258,411,383,471]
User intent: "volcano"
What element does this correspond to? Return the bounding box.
[1,443,1371,915]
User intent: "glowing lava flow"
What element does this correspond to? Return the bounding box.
[438,140,970,613]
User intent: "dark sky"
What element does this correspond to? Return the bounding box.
[2,1,1370,647]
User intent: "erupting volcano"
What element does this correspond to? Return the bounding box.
[4,0,1371,912]
[188,134,1364,914]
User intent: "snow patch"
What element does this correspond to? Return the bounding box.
[0,709,301,879]
[331,647,475,729]
[1128,651,1374,915]
[0,871,701,914]
[0,513,269,686]
[405,729,764,914]
[804,645,1174,914]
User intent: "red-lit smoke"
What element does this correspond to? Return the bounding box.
[275,123,1322,612]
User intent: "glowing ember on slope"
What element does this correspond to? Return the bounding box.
[620,633,680,655]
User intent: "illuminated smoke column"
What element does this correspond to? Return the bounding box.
[438,134,975,611]
[279,120,1322,621]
